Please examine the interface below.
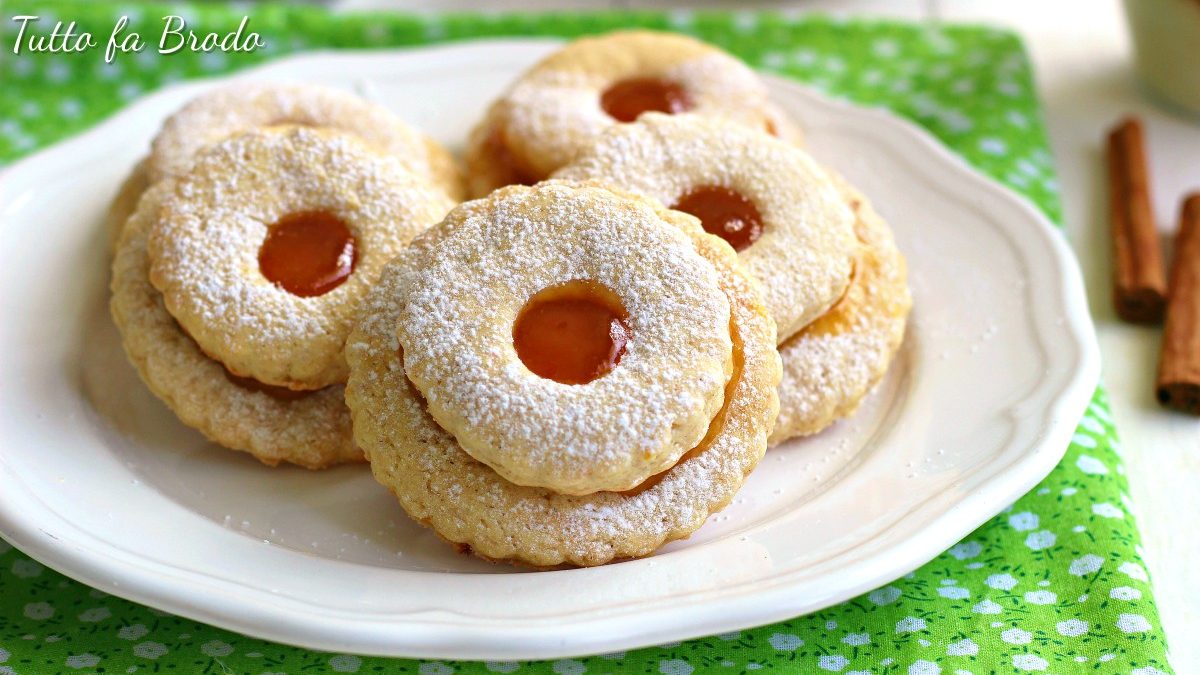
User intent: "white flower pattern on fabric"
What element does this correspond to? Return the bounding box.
[1024,530,1056,550]
[985,574,1018,590]
[1011,654,1048,671]
[1076,455,1109,475]
[946,638,979,656]
[132,642,168,660]
[1007,512,1038,531]
[1069,554,1105,576]
[908,660,941,675]
[1111,586,1142,601]
[64,654,100,670]
[769,633,803,651]
[1057,619,1089,636]
[818,655,849,671]
[1117,614,1153,634]
[1000,628,1032,645]
[658,659,693,675]
[1023,591,1057,605]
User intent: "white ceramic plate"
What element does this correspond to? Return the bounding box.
[0,41,1099,660]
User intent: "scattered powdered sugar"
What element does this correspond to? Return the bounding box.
[555,112,857,341]
[397,182,732,493]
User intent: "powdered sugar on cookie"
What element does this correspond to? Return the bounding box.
[556,113,857,342]
[464,30,776,197]
[148,82,462,199]
[110,181,360,469]
[344,204,781,566]
[772,173,911,443]
[398,182,733,495]
[147,125,452,390]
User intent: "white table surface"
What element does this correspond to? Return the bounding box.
[334,0,1199,666]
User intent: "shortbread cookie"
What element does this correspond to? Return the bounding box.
[771,173,911,443]
[147,125,453,390]
[556,113,856,341]
[104,156,151,251]
[397,182,733,494]
[464,30,776,197]
[345,187,781,566]
[148,82,463,200]
[110,182,359,469]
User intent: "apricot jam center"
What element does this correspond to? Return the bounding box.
[513,281,630,385]
[258,210,356,297]
[600,78,692,123]
[672,186,764,252]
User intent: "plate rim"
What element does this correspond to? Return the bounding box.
[0,42,1101,660]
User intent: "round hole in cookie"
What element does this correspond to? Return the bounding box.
[512,280,630,385]
[258,210,357,297]
[671,186,764,252]
[600,78,692,123]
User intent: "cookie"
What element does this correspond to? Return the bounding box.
[463,30,777,197]
[771,173,911,443]
[345,182,781,566]
[555,113,856,341]
[148,82,463,199]
[396,181,733,494]
[110,181,360,469]
[105,84,462,253]
[147,125,453,391]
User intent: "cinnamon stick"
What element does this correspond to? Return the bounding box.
[1156,195,1200,414]
[1107,117,1167,323]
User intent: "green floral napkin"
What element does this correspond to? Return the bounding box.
[0,4,1175,673]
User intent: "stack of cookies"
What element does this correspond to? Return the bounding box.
[108,30,910,567]
[109,83,460,468]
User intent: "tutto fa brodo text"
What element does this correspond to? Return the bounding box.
[9,15,266,64]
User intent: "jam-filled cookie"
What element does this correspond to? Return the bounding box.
[147,125,453,392]
[464,30,776,197]
[556,113,856,341]
[148,82,463,200]
[771,173,911,443]
[345,181,781,566]
[106,84,461,251]
[111,126,451,467]
[111,182,358,468]
[396,181,734,495]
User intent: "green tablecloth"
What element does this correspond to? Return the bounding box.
[0,3,1174,673]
